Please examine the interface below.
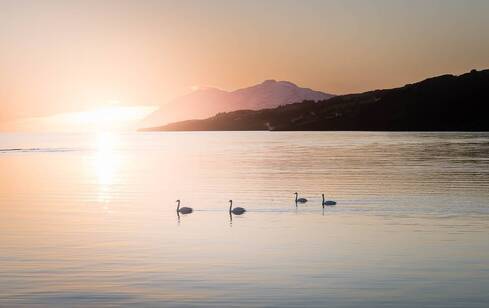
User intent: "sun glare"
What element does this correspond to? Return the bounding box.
[66,105,156,131]
[6,103,157,132]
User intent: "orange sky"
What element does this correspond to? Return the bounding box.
[1,0,489,131]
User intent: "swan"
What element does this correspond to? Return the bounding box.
[322,194,337,206]
[176,200,193,214]
[294,192,308,203]
[229,200,246,215]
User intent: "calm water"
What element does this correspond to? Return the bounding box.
[1,132,488,307]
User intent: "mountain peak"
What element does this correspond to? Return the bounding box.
[260,79,297,87]
[277,80,297,87]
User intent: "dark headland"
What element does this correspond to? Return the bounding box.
[141,69,489,132]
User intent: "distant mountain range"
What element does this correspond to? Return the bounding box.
[140,80,333,127]
[141,69,489,132]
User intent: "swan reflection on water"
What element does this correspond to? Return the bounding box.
[229,209,246,225]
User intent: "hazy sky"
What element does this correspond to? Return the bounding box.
[1,0,488,130]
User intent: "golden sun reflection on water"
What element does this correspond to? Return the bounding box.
[91,132,122,209]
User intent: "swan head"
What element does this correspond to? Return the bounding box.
[176,199,180,203]
[294,192,298,195]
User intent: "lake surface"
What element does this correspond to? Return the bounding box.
[1,132,488,307]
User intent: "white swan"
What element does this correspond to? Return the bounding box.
[176,200,193,214]
[229,200,246,215]
[294,192,308,203]
[322,194,337,207]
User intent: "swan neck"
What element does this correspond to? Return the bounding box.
[177,201,180,211]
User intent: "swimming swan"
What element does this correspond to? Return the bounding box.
[294,192,308,203]
[176,200,193,214]
[229,200,246,215]
[322,194,337,207]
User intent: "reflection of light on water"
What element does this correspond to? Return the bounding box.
[94,133,119,186]
[92,132,122,210]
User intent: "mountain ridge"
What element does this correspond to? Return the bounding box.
[140,80,333,127]
[141,69,489,132]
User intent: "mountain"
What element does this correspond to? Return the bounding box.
[140,80,333,127]
[141,69,489,132]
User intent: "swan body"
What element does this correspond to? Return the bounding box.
[322,194,337,207]
[294,192,308,203]
[229,200,246,215]
[176,200,193,214]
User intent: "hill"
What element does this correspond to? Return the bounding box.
[142,69,489,132]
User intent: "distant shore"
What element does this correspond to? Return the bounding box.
[141,69,489,132]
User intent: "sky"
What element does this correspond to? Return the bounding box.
[1,0,488,131]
